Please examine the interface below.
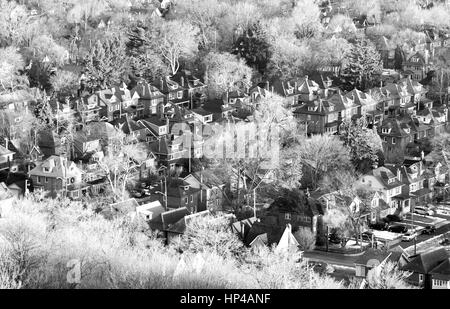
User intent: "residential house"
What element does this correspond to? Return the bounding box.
[101,198,140,220]
[403,52,431,82]
[76,93,102,124]
[183,170,226,212]
[386,162,429,213]
[117,117,153,143]
[191,107,213,124]
[263,191,325,237]
[355,166,405,214]
[272,76,321,107]
[378,118,414,163]
[376,36,396,69]
[354,249,407,278]
[172,70,207,108]
[346,89,382,125]
[130,81,166,117]
[97,83,138,121]
[155,76,190,107]
[401,247,449,289]
[138,116,170,142]
[429,258,450,289]
[135,200,165,221]
[28,155,83,198]
[0,142,15,171]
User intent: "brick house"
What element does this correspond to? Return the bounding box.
[183,170,226,212]
[155,76,190,107]
[76,93,102,124]
[28,155,83,198]
[403,52,431,82]
[172,70,207,109]
[130,81,166,117]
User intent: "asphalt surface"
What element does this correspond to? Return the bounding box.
[303,250,361,268]
[398,221,450,249]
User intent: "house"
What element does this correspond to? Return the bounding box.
[76,93,102,124]
[293,92,346,135]
[148,207,190,232]
[183,170,226,211]
[117,117,153,143]
[138,116,170,141]
[171,70,207,108]
[155,76,190,107]
[402,52,431,82]
[429,258,450,289]
[191,108,213,124]
[130,81,166,117]
[345,89,382,125]
[102,198,140,220]
[164,179,201,213]
[378,117,414,163]
[97,84,138,122]
[28,155,83,198]
[0,142,15,171]
[354,249,407,278]
[164,210,212,243]
[271,76,321,107]
[135,200,165,221]
[401,247,449,289]
[355,166,405,214]
[376,36,396,69]
[263,191,325,237]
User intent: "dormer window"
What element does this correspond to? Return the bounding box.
[183,185,189,191]
[43,167,51,173]
[382,128,390,134]
[329,106,334,111]
[308,106,315,111]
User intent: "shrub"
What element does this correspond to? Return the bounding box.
[294,229,316,251]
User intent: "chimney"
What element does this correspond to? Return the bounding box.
[421,150,425,161]
[181,77,185,87]
[397,168,402,182]
[4,137,9,149]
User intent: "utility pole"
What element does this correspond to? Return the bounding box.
[253,188,256,219]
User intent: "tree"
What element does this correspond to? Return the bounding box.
[320,170,369,247]
[66,0,110,31]
[297,135,352,189]
[175,0,228,51]
[290,0,323,39]
[171,215,244,259]
[343,39,382,90]
[0,47,28,94]
[0,0,30,47]
[294,229,316,251]
[266,37,311,79]
[431,48,450,105]
[232,21,271,74]
[97,130,148,202]
[145,20,199,76]
[29,35,68,67]
[50,70,79,98]
[202,52,253,99]
[366,261,415,289]
[339,117,383,173]
[82,35,130,92]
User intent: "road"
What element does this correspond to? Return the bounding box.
[399,221,450,249]
[303,250,361,268]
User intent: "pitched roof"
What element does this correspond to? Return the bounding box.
[430,258,450,280]
[28,156,80,179]
[274,224,300,254]
[402,247,449,274]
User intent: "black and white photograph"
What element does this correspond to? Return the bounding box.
[0,0,450,296]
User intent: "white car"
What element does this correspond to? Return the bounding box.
[414,207,434,216]
[402,231,418,242]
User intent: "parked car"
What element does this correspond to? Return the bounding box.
[440,238,450,246]
[386,214,402,222]
[369,222,389,231]
[388,225,408,233]
[329,233,343,244]
[402,231,418,242]
[421,225,436,235]
[131,190,143,198]
[413,207,434,216]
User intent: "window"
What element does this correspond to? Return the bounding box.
[190,195,193,203]
[43,167,50,173]
[383,137,387,142]
[285,213,291,220]
[392,138,396,144]
[382,128,390,134]
[177,91,183,99]
[45,177,49,183]
[37,176,42,184]
[419,274,424,282]
[184,197,188,204]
